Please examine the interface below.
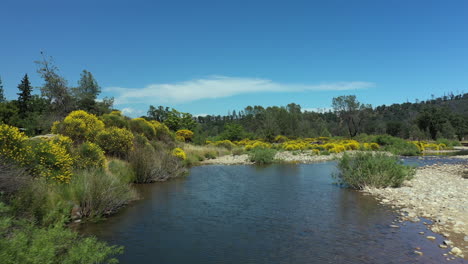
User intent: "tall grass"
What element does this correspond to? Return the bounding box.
[13,168,137,224]
[336,152,416,189]
[128,144,186,183]
[180,143,232,166]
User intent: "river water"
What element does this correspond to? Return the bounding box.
[81,161,467,263]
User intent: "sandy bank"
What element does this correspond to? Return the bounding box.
[364,163,468,259]
[200,152,341,165]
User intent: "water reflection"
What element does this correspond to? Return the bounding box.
[81,162,467,264]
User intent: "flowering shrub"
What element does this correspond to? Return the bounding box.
[244,141,271,151]
[176,129,194,142]
[148,121,172,141]
[0,124,30,165]
[211,140,236,150]
[27,139,73,183]
[51,110,105,142]
[129,118,156,140]
[96,127,134,157]
[73,142,106,169]
[172,148,187,160]
[274,135,288,143]
[175,135,185,142]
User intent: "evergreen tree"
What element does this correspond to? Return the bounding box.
[17,74,33,116]
[0,76,5,103]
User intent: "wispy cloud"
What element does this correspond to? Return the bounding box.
[105,76,375,105]
[302,107,333,113]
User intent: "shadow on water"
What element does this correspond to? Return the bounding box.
[80,162,467,264]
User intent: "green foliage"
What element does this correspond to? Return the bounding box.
[129,118,156,140]
[336,152,416,189]
[72,70,101,113]
[16,74,33,116]
[72,142,106,169]
[51,110,105,143]
[0,76,5,103]
[220,123,245,141]
[374,135,421,156]
[96,127,134,157]
[436,138,461,147]
[108,159,136,184]
[248,148,277,164]
[0,201,123,264]
[100,111,129,129]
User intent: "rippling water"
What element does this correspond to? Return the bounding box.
[81,162,467,263]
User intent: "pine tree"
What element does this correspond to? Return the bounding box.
[17,74,33,116]
[0,76,5,103]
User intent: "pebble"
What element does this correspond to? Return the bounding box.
[389,225,399,228]
[439,244,448,249]
[418,232,425,235]
[414,250,423,256]
[426,236,436,240]
[450,247,463,257]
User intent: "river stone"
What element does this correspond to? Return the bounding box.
[414,250,423,256]
[389,225,399,228]
[450,247,463,257]
[426,236,436,240]
[444,240,453,246]
[464,236,468,242]
[439,244,448,249]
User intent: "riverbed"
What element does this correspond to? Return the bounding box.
[80,160,467,263]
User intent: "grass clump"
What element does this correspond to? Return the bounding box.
[336,152,415,189]
[248,148,277,164]
[0,201,123,264]
[128,144,186,183]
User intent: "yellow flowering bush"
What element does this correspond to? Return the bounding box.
[274,135,288,143]
[175,135,185,142]
[0,124,30,165]
[129,118,156,140]
[28,139,73,183]
[96,127,134,157]
[51,110,105,142]
[211,140,236,150]
[172,147,187,160]
[150,120,171,140]
[176,129,194,142]
[244,141,271,151]
[329,144,346,153]
[73,142,106,169]
[369,143,380,150]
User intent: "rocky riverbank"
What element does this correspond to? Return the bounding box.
[201,151,341,165]
[364,163,468,259]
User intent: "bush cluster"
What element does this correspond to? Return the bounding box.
[51,110,104,142]
[96,127,134,157]
[336,152,416,189]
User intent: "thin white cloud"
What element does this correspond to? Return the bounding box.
[105,76,375,105]
[121,107,144,116]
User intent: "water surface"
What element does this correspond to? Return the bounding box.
[81,162,467,263]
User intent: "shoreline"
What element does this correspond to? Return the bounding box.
[364,163,468,259]
[200,152,342,165]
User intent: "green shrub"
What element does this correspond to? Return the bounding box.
[95,127,134,158]
[0,158,30,195]
[336,152,416,189]
[0,201,122,264]
[374,135,420,156]
[232,147,244,156]
[212,140,236,150]
[248,148,276,164]
[436,138,460,147]
[72,142,106,169]
[129,118,156,140]
[100,110,129,129]
[128,145,186,183]
[175,129,194,142]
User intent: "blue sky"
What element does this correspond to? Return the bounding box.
[1,0,468,117]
